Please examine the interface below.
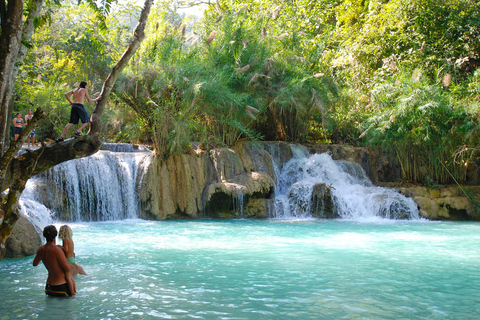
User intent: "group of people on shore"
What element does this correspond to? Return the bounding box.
[12,110,35,148]
[33,225,87,297]
[12,80,102,145]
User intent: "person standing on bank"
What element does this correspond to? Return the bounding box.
[12,112,24,141]
[33,225,75,297]
[24,109,35,148]
[58,81,102,141]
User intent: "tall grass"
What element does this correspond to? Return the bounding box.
[360,69,480,184]
[114,2,336,157]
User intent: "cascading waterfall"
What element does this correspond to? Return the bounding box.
[19,142,419,222]
[20,146,152,222]
[274,152,419,220]
[19,183,55,231]
[100,142,150,152]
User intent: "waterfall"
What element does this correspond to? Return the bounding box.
[101,142,150,153]
[289,143,309,159]
[273,152,419,220]
[19,180,55,231]
[20,146,152,222]
[19,142,419,222]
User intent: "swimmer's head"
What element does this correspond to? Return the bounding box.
[58,225,73,240]
[43,225,58,242]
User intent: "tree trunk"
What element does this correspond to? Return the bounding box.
[90,0,153,136]
[0,0,24,152]
[0,0,154,261]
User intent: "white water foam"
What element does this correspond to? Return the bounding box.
[19,179,55,231]
[20,148,152,222]
[273,152,419,220]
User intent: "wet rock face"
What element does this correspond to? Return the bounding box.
[139,143,278,220]
[245,199,274,218]
[5,216,41,258]
[138,142,293,219]
[310,183,338,218]
[397,185,480,221]
[137,141,479,221]
[203,172,275,218]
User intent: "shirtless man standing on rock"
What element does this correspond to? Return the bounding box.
[57,81,102,141]
[33,225,75,297]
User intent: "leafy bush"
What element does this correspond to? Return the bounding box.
[361,68,480,183]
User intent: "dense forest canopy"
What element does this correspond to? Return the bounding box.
[11,0,480,184]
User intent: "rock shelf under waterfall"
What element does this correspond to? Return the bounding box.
[20,142,425,222]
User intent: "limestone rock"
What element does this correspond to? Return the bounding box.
[235,141,292,175]
[5,216,41,258]
[310,183,338,218]
[203,172,274,218]
[398,185,480,220]
[138,152,216,220]
[138,143,281,220]
[245,199,274,218]
[209,148,244,181]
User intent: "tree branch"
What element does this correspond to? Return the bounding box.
[90,0,154,136]
[3,135,102,190]
[0,0,154,261]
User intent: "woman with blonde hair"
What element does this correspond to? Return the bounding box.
[58,225,88,295]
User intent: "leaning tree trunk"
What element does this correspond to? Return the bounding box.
[90,0,153,136]
[0,0,154,261]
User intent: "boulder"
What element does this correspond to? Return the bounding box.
[5,216,41,258]
[310,183,337,218]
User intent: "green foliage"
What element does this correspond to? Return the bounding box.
[361,69,480,183]
[114,0,337,157]
[322,0,480,183]
[13,0,480,186]
[15,2,137,141]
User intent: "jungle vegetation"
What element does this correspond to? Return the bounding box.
[13,0,480,185]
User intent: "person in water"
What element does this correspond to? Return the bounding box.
[33,225,75,297]
[58,81,102,141]
[12,112,24,141]
[58,225,88,295]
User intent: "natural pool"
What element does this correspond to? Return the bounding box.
[1,219,479,319]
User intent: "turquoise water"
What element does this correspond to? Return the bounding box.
[1,219,479,319]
